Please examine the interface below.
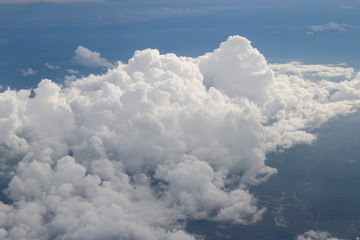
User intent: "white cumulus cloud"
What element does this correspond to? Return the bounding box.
[74,45,114,68]
[0,35,360,239]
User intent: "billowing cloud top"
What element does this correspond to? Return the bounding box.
[0,36,360,239]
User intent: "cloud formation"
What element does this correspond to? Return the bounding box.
[45,63,60,70]
[66,69,80,74]
[297,230,344,240]
[74,45,114,68]
[21,68,38,76]
[1,36,360,239]
[269,61,354,79]
[309,22,348,32]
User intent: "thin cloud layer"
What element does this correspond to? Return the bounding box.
[74,45,114,68]
[1,36,360,239]
[269,61,355,79]
[0,39,8,45]
[308,22,349,33]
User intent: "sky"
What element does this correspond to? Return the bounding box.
[1,1,360,240]
[1,0,360,89]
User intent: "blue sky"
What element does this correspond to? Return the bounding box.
[1,0,360,89]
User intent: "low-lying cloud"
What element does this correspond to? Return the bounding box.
[269,61,354,79]
[1,35,360,239]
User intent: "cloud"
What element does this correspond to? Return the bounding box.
[0,36,360,239]
[0,39,8,45]
[198,36,274,100]
[74,45,114,68]
[21,68,38,76]
[340,5,355,9]
[297,230,345,240]
[269,61,355,79]
[309,22,348,32]
[44,63,60,70]
[66,69,80,74]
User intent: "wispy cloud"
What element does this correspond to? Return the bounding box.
[0,2,233,26]
[45,63,60,70]
[308,22,348,33]
[340,5,355,9]
[0,39,8,45]
[21,68,38,76]
[66,69,80,74]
